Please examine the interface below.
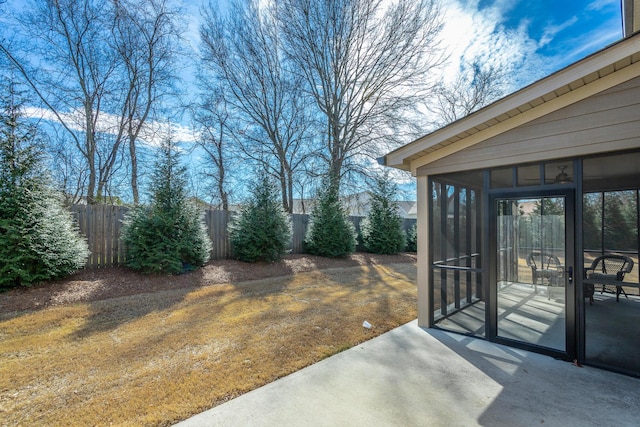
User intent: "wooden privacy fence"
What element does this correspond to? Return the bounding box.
[70,204,417,268]
[71,204,128,269]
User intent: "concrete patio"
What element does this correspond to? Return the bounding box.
[175,320,639,426]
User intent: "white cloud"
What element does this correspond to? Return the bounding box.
[24,107,198,147]
[437,0,621,92]
[437,0,544,91]
[538,16,578,48]
[587,0,619,12]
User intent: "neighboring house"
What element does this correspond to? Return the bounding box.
[290,194,417,218]
[397,201,417,219]
[290,198,316,215]
[382,0,640,377]
[340,192,417,218]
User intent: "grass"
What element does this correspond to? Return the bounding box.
[0,262,417,426]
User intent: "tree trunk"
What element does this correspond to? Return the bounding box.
[287,169,294,215]
[280,167,290,213]
[130,136,139,204]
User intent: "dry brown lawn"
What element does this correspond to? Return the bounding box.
[0,254,417,426]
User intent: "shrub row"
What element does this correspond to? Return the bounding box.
[2,86,415,287]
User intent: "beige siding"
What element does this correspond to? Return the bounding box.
[416,76,640,176]
[416,176,430,328]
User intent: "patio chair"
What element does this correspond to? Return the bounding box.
[584,254,634,303]
[526,251,563,299]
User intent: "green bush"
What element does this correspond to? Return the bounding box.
[0,83,88,288]
[229,176,292,262]
[305,180,356,258]
[0,186,90,289]
[361,173,405,254]
[405,223,417,252]
[121,139,211,274]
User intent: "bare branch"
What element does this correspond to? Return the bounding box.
[427,61,508,127]
[278,0,445,189]
[200,0,316,212]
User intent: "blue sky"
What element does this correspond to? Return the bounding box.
[2,0,625,135]
[499,0,621,54]
[0,0,627,201]
[179,0,624,83]
[434,0,623,90]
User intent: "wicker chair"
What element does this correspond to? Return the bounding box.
[584,254,634,303]
[526,251,563,299]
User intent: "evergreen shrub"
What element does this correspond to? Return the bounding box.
[229,176,292,262]
[0,83,88,288]
[121,139,211,274]
[405,223,417,252]
[305,180,356,258]
[361,173,405,254]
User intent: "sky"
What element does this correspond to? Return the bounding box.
[0,0,627,201]
[2,0,624,140]
[435,0,623,89]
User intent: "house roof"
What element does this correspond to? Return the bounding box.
[383,32,640,174]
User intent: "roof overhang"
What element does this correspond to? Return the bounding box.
[384,32,640,175]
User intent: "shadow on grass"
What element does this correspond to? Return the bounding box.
[1,254,415,342]
[0,259,417,426]
[71,269,207,339]
[71,261,298,339]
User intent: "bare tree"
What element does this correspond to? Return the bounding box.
[192,88,232,211]
[46,126,88,205]
[111,0,182,204]
[0,64,87,204]
[427,61,507,127]
[0,0,122,204]
[0,0,183,205]
[200,0,314,212]
[278,0,445,189]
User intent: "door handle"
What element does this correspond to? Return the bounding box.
[567,266,573,284]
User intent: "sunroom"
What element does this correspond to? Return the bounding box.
[383,31,640,376]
